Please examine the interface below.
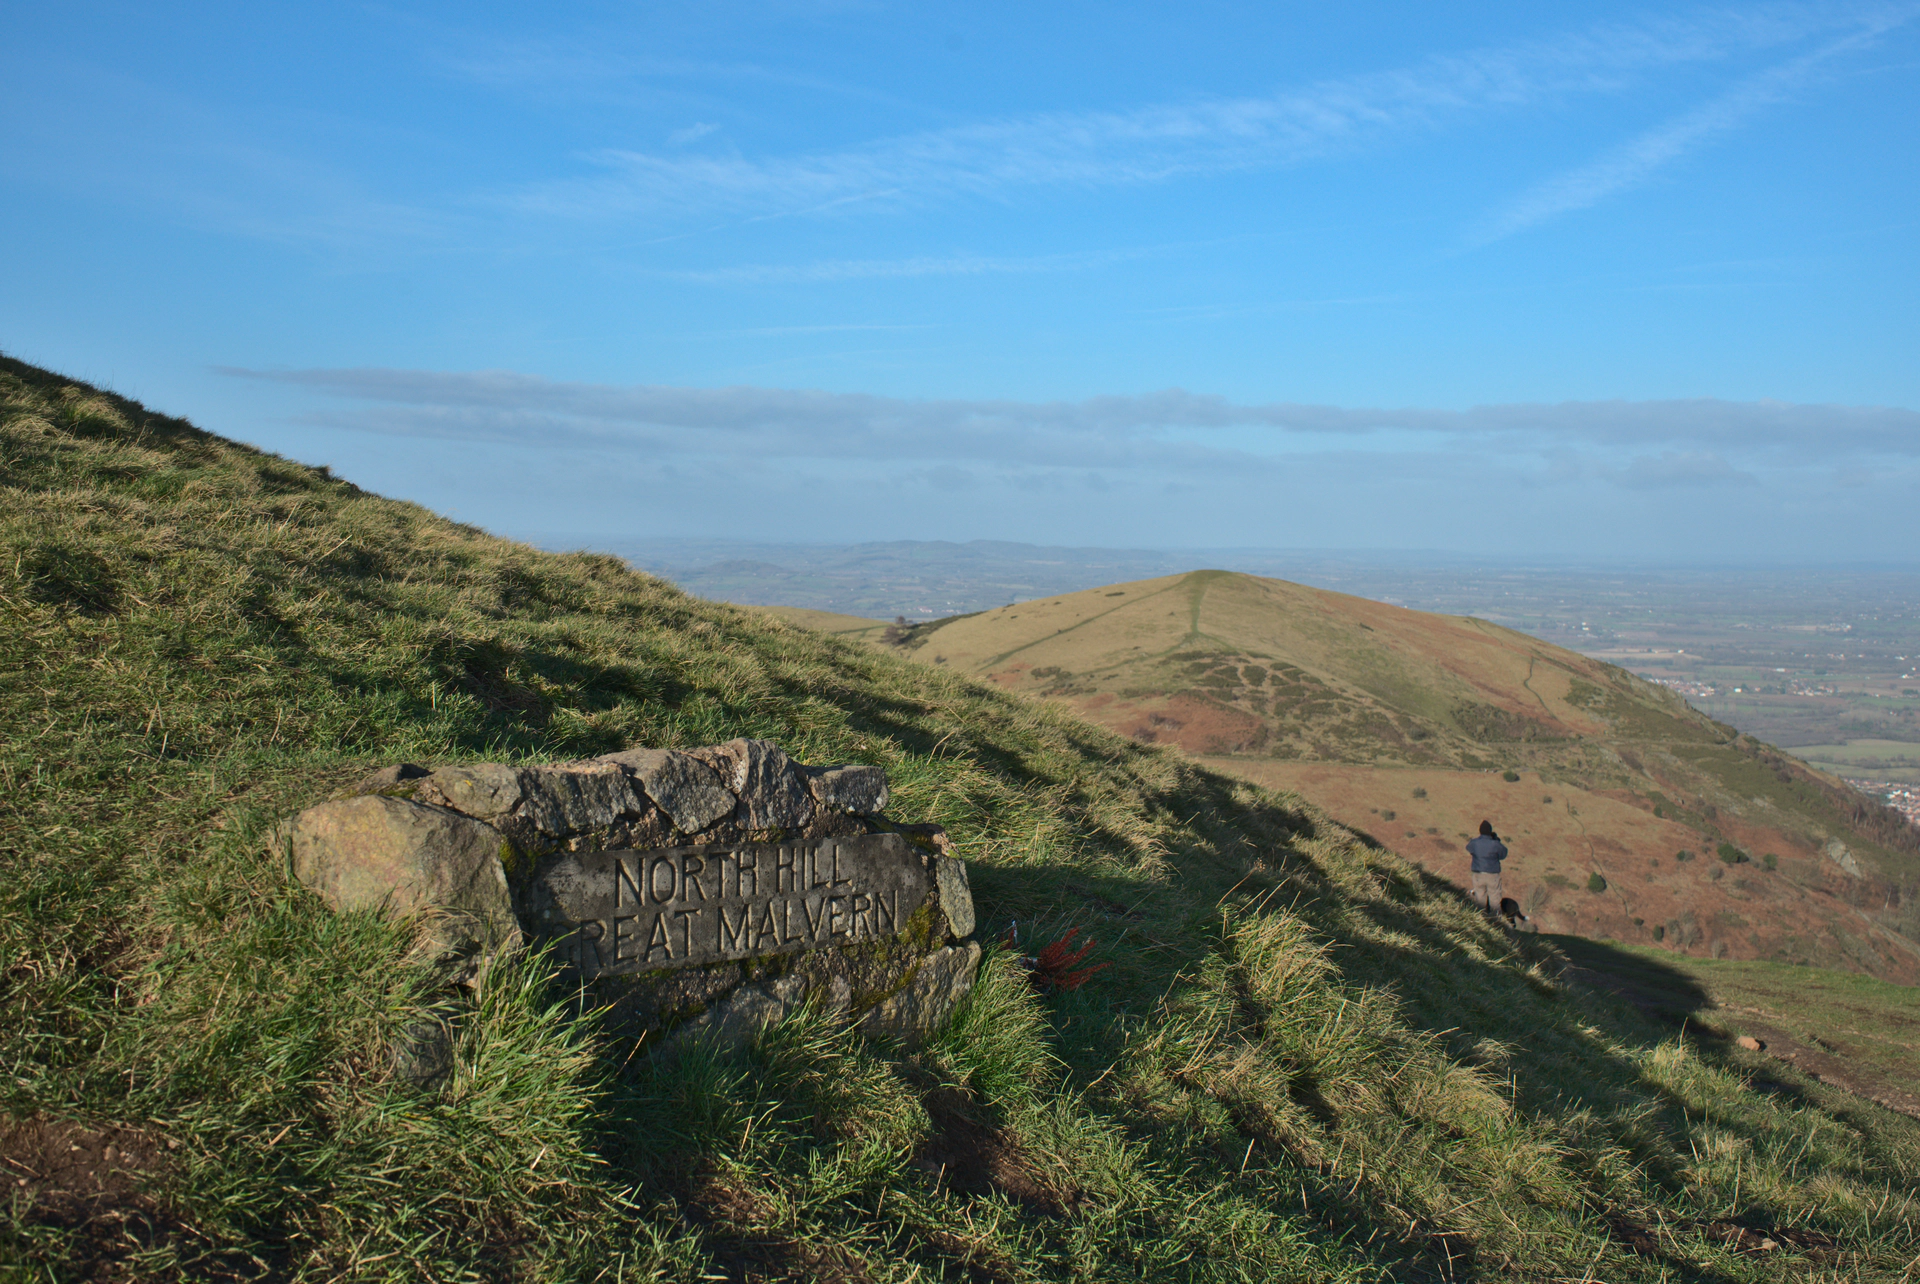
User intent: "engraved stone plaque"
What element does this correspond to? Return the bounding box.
[294,742,980,1052]
[526,832,931,977]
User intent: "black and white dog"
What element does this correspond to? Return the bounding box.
[1498,897,1533,929]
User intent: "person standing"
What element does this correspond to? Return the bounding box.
[1466,820,1507,917]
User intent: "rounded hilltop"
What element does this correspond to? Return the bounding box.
[865,568,1920,981]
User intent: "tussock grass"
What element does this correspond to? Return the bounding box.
[4,353,1919,1280]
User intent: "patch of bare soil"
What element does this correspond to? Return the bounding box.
[1114,693,1268,755]
[1699,1220,1841,1259]
[1409,1227,1477,1280]
[683,1174,872,1284]
[1606,1213,1843,1268]
[1723,1019,1920,1120]
[0,1116,223,1280]
[913,1087,1078,1219]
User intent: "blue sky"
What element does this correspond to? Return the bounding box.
[3,1,1917,560]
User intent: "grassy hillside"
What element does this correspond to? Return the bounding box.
[878,572,1920,980]
[748,604,894,643]
[3,353,1919,1281]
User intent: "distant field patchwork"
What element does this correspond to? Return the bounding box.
[1786,739,1920,767]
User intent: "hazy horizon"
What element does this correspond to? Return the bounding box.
[526,533,1920,626]
[534,533,1920,573]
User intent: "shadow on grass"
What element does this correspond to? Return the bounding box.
[606,784,1784,1280]
[1543,934,1711,1024]
[1540,932,1854,1112]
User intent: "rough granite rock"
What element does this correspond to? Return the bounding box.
[416,764,527,827]
[694,739,814,830]
[859,943,983,1041]
[664,945,972,1053]
[805,764,889,815]
[413,762,653,850]
[1825,839,1864,878]
[897,823,953,856]
[351,763,431,795]
[594,748,737,832]
[934,855,976,938]
[519,763,647,837]
[664,973,814,1052]
[288,795,521,970]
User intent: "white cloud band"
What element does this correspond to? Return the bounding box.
[223,367,1920,488]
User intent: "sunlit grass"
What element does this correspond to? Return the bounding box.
[4,353,1918,1280]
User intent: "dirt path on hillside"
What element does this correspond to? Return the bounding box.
[1551,937,1920,1121]
[1711,1011,1920,1120]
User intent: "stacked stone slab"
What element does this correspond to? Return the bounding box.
[283,739,979,1078]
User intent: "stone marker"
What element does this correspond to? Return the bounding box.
[528,833,931,975]
[281,739,980,1079]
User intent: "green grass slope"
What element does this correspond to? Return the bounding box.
[877,573,1920,980]
[4,354,1918,1282]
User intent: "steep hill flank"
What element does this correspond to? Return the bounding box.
[885,571,1920,980]
[4,355,1918,1281]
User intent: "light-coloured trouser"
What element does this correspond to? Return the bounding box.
[1469,871,1502,913]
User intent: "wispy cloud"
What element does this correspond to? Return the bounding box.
[13,3,1900,257]
[1479,12,1913,241]
[664,247,1137,284]
[222,367,1920,483]
[668,121,722,146]
[437,39,925,113]
[500,5,1889,223]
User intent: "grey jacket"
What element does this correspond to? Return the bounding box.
[1466,834,1507,874]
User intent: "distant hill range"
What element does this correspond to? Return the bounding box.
[767,571,1920,981]
[567,534,1503,620]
